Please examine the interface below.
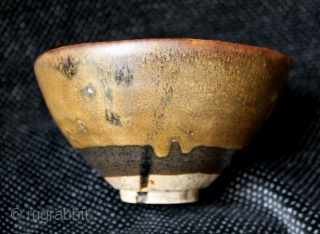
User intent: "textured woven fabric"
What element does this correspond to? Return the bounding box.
[1,0,320,233]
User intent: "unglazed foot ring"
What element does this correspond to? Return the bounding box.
[120,189,199,204]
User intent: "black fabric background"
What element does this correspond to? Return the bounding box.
[1,0,320,233]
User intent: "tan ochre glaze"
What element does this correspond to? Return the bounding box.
[34,39,291,157]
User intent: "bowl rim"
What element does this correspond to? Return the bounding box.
[37,38,292,65]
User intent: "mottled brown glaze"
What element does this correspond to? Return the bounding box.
[34,39,291,157]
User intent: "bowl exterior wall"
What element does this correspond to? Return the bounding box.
[34,39,291,203]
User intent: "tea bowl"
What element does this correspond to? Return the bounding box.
[34,39,291,204]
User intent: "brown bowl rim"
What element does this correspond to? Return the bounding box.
[37,38,292,66]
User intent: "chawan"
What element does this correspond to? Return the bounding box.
[34,39,291,204]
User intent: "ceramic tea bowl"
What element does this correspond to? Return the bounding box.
[34,39,291,204]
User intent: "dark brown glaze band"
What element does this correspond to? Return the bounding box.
[78,142,237,187]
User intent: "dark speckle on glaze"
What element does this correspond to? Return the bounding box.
[57,55,79,79]
[105,109,123,126]
[115,64,133,86]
